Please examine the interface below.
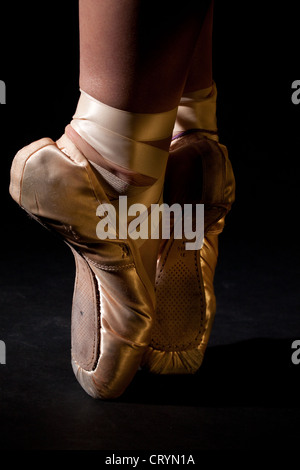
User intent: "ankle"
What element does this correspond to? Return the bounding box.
[173,81,218,138]
[65,124,156,186]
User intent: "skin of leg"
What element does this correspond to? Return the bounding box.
[164,0,215,223]
[66,0,212,184]
[78,0,212,112]
[182,0,214,93]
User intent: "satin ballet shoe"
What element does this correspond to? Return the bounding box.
[9,134,164,399]
[141,131,235,374]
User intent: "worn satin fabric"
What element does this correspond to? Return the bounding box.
[9,134,165,398]
[70,90,177,179]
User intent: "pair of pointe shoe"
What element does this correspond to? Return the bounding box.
[9,129,235,399]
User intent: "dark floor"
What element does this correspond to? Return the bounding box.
[0,204,299,452]
[0,1,299,456]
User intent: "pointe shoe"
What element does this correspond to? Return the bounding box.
[141,131,235,374]
[9,134,164,399]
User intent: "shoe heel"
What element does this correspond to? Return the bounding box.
[9,138,54,205]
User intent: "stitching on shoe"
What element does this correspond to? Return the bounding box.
[84,256,135,271]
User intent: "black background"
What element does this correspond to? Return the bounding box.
[0,0,299,455]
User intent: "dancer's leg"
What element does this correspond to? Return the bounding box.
[183,0,214,93]
[78,0,211,111]
[10,0,215,398]
[142,0,236,375]
[66,0,212,185]
[173,0,218,139]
